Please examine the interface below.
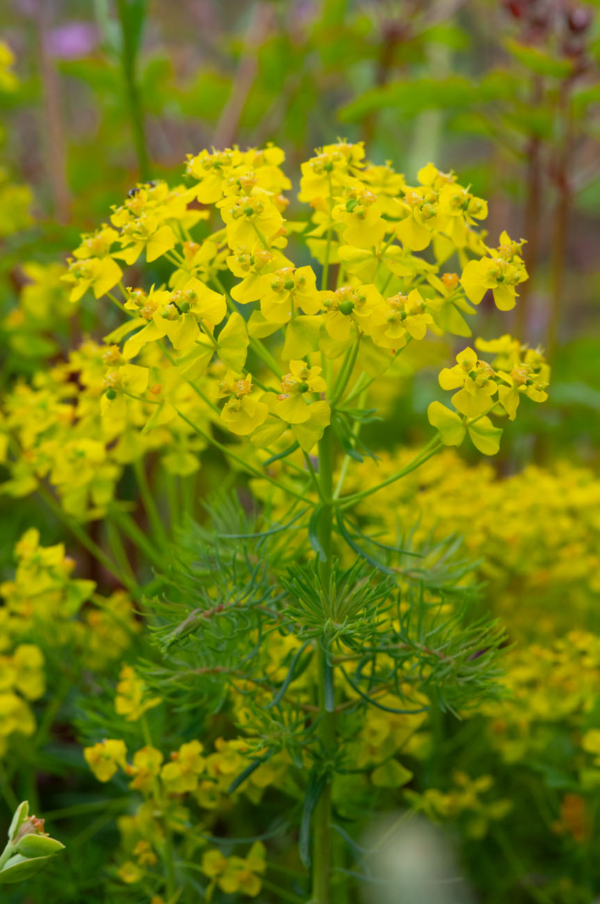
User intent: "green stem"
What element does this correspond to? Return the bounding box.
[0,765,18,813]
[333,389,366,499]
[116,0,150,180]
[165,472,180,532]
[37,485,136,594]
[133,459,169,548]
[312,426,335,904]
[337,437,443,509]
[329,337,360,408]
[108,508,164,566]
[174,407,314,505]
[105,518,137,585]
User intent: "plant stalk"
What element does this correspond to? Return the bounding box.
[116,0,150,180]
[312,426,335,904]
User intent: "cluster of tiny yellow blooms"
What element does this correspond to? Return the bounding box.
[0,140,549,521]
[0,529,139,755]
[115,664,162,722]
[405,772,512,840]
[0,40,17,93]
[0,167,33,239]
[83,735,277,894]
[341,450,600,636]
[481,631,600,771]
[0,643,44,756]
[85,734,287,807]
[2,262,78,363]
[0,43,34,240]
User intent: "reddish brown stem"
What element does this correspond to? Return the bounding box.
[547,80,574,358]
[516,77,544,339]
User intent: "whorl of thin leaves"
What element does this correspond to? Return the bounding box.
[140,493,504,727]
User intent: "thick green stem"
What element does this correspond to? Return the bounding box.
[312,427,335,904]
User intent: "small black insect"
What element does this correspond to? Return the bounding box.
[127,187,140,197]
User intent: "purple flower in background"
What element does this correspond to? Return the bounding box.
[47,22,98,60]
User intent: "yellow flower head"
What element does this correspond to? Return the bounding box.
[84,739,128,783]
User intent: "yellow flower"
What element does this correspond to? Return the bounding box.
[395,186,440,251]
[438,346,498,418]
[201,842,266,898]
[333,188,387,249]
[259,266,322,324]
[219,190,283,249]
[219,375,269,436]
[322,284,380,346]
[437,182,488,247]
[427,401,502,456]
[161,740,206,794]
[118,861,143,884]
[461,235,528,311]
[101,363,149,422]
[370,289,433,350]
[0,692,36,740]
[583,730,600,757]
[228,247,286,303]
[298,141,365,202]
[0,41,18,92]
[12,644,45,700]
[127,746,164,793]
[62,256,123,303]
[115,665,162,722]
[274,360,327,424]
[497,362,549,421]
[186,148,244,203]
[84,739,128,783]
[133,839,157,867]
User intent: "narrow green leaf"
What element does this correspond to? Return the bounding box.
[269,640,312,709]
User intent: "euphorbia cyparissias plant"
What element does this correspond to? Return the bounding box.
[3,141,549,903]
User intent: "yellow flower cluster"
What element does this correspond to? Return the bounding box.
[0,142,548,540]
[481,631,600,773]
[84,735,284,807]
[0,643,44,756]
[84,734,279,893]
[114,665,162,722]
[3,262,77,362]
[201,841,266,899]
[0,167,32,238]
[428,335,549,455]
[0,529,139,757]
[342,452,600,636]
[406,771,512,839]
[0,40,18,93]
